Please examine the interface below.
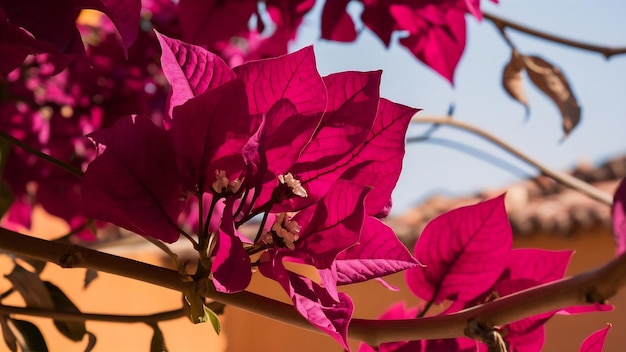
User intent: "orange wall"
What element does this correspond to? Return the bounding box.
[1,212,625,352]
[227,226,626,352]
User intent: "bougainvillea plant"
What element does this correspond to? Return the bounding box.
[0,1,625,352]
[359,196,612,352]
[81,33,422,348]
[0,0,495,84]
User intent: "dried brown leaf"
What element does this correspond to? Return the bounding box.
[502,49,529,113]
[521,55,581,137]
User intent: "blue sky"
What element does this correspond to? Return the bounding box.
[290,0,626,214]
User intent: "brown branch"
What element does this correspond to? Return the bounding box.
[483,11,626,58]
[1,227,625,347]
[0,304,185,323]
[410,115,614,206]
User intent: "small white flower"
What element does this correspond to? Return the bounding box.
[212,170,229,193]
[278,173,308,198]
[212,170,242,194]
[271,213,301,250]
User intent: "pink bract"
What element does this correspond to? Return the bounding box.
[405,194,513,304]
[0,0,141,75]
[81,33,421,350]
[611,178,626,255]
[580,324,611,352]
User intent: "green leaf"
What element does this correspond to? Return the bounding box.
[183,290,222,335]
[5,263,54,309]
[147,323,168,352]
[182,291,221,334]
[204,306,221,335]
[0,315,18,352]
[43,282,87,342]
[10,319,48,352]
[83,269,98,290]
[183,291,207,324]
[19,257,47,274]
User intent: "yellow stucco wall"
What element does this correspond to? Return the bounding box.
[1,210,625,352]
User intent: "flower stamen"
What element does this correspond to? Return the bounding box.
[269,213,301,250]
[212,169,242,194]
[278,173,308,198]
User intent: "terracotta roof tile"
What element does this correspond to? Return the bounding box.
[386,156,626,248]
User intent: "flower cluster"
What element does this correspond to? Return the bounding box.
[81,33,421,348]
[0,0,502,239]
[0,11,169,237]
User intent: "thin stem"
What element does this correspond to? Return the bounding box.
[203,195,219,240]
[196,195,219,276]
[2,226,626,346]
[491,18,515,50]
[253,211,270,244]
[0,130,83,179]
[179,228,198,247]
[0,288,14,300]
[198,192,204,246]
[246,243,271,256]
[0,304,184,323]
[53,220,92,244]
[410,115,613,206]
[233,187,250,221]
[236,201,271,227]
[417,299,434,318]
[143,237,191,282]
[483,11,626,58]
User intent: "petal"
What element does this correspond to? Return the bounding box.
[259,255,353,350]
[234,46,327,116]
[294,180,369,269]
[287,97,417,215]
[156,32,235,117]
[321,0,358,42]
[171,79,257,192]
[334,217,420,285]
[82,116,184,243]
[580,324,612,352]
[211,199,251,293]
[611,178,626,255]
[405,194,512,303]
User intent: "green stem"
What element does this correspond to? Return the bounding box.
[196,195,219,276]
[203,195,219,240]
[53,220,92,244]
[233,187,250,221]
[246,243,271,256]
[417,299,434,318]
[409,115,613,206]
[197,192,204,246]
[236,201,271,227]
[0,130,83,179]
